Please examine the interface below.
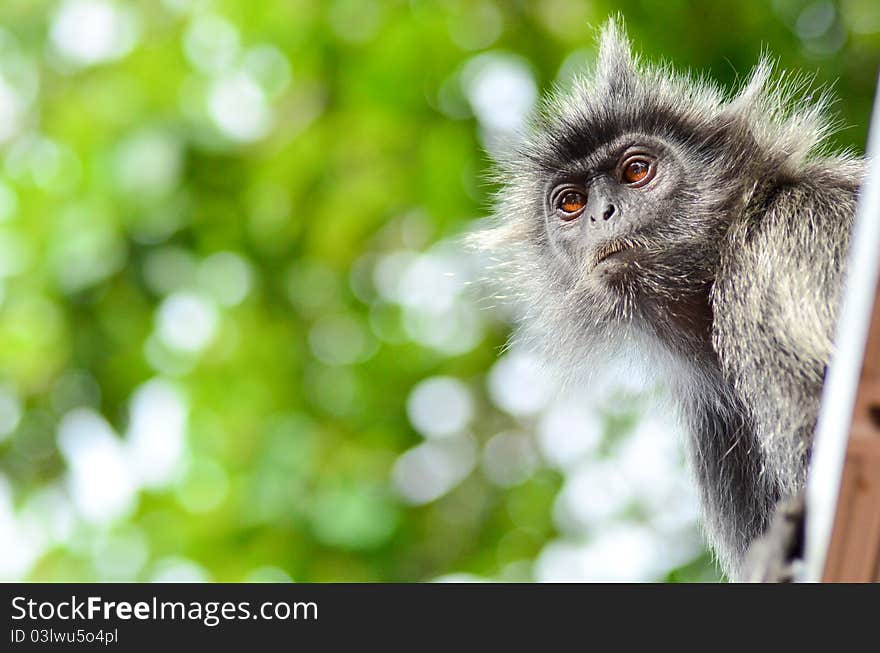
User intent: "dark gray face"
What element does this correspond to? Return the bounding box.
[542,133,691,286]
[526,128,725,356]
[531,128,729,348]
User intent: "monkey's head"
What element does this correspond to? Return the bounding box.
[473,18,837,372]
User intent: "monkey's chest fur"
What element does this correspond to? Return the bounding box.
[633,282,782,577]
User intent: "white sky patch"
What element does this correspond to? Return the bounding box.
[0,75,24,144]
[432,572,490,583]
[4,136,81,193]
[49,0,139,68]
[396,251,467,313]
[51,219,127,295]
[0,476,47,580]
[198,251,253,307]
[537,398,603,469]
[149,556,211,583]
[552,460,634,535]
[183,13,240,75]
[57,408,137,525]
[407,376,474,439]
[461,53,536,133]
[616,414,685,503]
[155,291,219,354]
[487,349,555,418]
[481,430,537,487]
[244,566,293,583]
[126,379,187,488]
[615,413,701,534]
[114,128,182,200]
[159,0,193,15]
[392,437,476,505]
[533,540,591,583]
[242,44,291,99]
[208,72,271,142]
[143,333,198,377]
[534,525,669,582]
[20,485,76,547]
[91,528,149,581]
[372,250,419,304]
[402,301,484,356]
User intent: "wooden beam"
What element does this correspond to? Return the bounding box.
[805,74,880,582]
[821,284,880,581]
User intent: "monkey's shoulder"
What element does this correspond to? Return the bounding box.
[710,166,860,430]
[718,162,860,287]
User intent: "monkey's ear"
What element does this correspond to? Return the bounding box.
[594,16,638,92]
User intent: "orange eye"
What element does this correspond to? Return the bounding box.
[557,191,587,218]
[621,158,654,185]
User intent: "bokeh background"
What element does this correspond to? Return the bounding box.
[0,0,877,583]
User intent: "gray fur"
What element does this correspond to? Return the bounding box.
[470,18,864,579]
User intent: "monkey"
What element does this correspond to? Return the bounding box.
[470,19,865,580]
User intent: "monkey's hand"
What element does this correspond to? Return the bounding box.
[741,492,805,583]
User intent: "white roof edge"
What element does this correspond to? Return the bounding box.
[804,72,880,582]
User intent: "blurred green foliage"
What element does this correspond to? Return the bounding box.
[0,0,876,582]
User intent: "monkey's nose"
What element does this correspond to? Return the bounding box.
[590,204,616,223]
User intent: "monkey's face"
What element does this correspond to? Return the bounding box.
[538,130,720,320]
[475,19,785,356]
[474,17,843,375]
[543,133,681,272]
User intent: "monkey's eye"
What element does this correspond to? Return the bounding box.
[620,157,656,186]
[556,190,587,220]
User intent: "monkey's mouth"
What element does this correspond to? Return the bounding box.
[594,240,635,267]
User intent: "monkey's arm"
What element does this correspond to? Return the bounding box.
[711,169,858,495]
